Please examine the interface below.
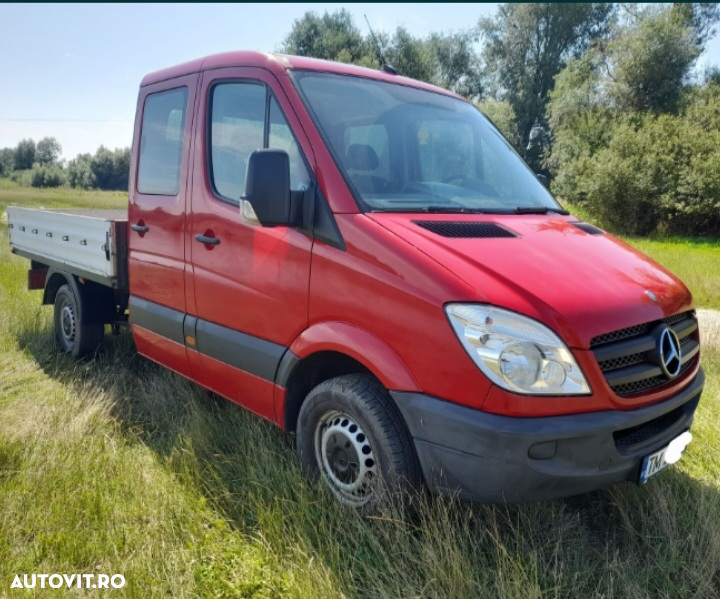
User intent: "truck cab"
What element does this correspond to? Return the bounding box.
[10,51,704,507]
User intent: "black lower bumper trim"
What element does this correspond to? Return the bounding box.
[391,368,704,503]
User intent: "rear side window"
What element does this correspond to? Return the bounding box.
[137,88,188,195]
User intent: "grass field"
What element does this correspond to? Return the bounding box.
[564,199,720,311]
[0,187,719,598]
[626,237,720,312]
[0,179,126,216]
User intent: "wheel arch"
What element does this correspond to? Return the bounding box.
[43,268,75,305]
[278,322,420,432]
[44,268,117,323]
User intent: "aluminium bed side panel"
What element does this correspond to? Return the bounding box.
[7,207,128,285]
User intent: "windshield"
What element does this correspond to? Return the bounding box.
[293,71,562,214]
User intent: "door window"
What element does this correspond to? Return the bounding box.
[209,82,310,203]
[269,97,311,190]
[137,88,188,195]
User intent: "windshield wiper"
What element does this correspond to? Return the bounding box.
[370,206,489,214]
[371,205,564,215]
[425,206,486,214]
[514,206,570,215]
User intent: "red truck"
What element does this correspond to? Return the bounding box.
[8,51,703,507]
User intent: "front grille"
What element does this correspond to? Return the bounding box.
[591,311,699,397]
[591,323,649,346]
[611,359,695,396]
[613,408,684,452]
[599,351,647,371]
[664,312,690,326]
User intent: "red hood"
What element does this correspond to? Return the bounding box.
[367,213,693,349]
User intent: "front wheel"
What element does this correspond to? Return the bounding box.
[53,283,104,358]
[296,374,422,510]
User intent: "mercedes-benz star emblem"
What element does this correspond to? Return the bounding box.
[657,326,682,379]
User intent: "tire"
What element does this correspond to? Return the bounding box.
[297,374,422,510]
[53,283,104,358]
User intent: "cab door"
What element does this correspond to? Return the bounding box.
[128,75,198,378]
[187,67,315,422]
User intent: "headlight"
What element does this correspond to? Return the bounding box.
[445,304,591,395]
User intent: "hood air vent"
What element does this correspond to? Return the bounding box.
[414,221,518,238]
[572,222,604,235]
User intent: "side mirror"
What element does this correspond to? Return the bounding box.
[242,149,291,226]
[536,173,549,188]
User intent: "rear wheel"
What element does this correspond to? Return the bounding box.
[297,374,422,510]
[53,284,104,358]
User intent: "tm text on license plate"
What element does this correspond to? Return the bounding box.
[638,430,692,484]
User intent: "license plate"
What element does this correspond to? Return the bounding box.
[639,431,693,484]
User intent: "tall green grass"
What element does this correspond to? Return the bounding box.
[625,237,720,311]
[0,180,126,217]
[0,188,719,597]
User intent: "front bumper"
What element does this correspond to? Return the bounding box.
[391,368,704,503]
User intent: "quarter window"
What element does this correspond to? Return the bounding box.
[137,88,188,195]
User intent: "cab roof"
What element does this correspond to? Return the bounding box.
[140,50,461,100]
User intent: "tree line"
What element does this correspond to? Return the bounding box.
[282,3,720,235]
[3,4,719,234]
[0,137,130,191]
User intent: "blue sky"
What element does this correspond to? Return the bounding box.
[1,3,719,161]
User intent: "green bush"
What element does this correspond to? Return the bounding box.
[572,116,664,234]
[550,84,720,236]
[476,99,522,151]
[67,154,96,189]
[30,163,66,188]
[89,146,130,190]
[0,148,14,177]
[10,169,32,187]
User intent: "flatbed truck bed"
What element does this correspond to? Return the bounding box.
[7,207,128,290]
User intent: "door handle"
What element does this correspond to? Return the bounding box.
[131,223,149,233]
[195,234,220,245]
